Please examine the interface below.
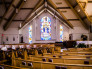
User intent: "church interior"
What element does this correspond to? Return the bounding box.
[0,0,92,69]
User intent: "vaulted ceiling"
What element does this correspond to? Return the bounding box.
[0,0,92,31]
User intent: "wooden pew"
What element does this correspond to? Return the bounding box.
[0,64,29,69]
[43,53,92,59]
[12,57,92,69]
[28,55,92,64]
[64,48,92,52]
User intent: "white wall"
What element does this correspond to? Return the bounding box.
[2,28,19,44]
[20,12,70,43]
[69,21,89,40]
[0,25,19,44]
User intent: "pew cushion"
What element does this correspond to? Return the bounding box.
[22,61,26,65]
[28,63,33,66]
[84,61,89,64]
[60,53,62,54]
[55,66,61,69]
[53,55,56,57]
[48,59,53,62]
[86,56,90,59]
[61,66,67,69]
[59,56,62,58]
[42,58,46,62]
[85,54,91,55]
[66,53,68,55]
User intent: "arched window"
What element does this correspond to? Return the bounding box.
[29,25,32,43]
[40,16,51,40]
[60,25,63,42]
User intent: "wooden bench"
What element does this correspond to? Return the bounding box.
[63,48,92,52]
[43,53,92,59]
[0,64,29,69]
[12,58,92,69]
[28,55,92,64]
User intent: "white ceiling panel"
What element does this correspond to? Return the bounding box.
[52,0,69,7]
[22,0,39,8]
[14,10,31,20]
[9,22,20,28]
[85,3,92,16]
[70,21,83,27]
[60,9,78,19]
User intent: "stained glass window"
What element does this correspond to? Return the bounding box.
[60,25,63,42]
[41,16,51,40]
[29,25,32,43]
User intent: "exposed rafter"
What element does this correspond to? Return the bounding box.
[88,1,92,3]
[47,0,73,29]
[61,11,67,13]
[57,7,71,9]
[76,0,92,23]
[73,3,78,8]
[20,8,34,10]
[67,19,79,21]
[65,0,89,29]
[3,0,25,30]
[21,0,44,28]
[0,0,15,25]
[56,2,62,5]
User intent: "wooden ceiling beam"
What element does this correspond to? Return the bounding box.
[0,0,15,25]
[56,2,62,5]
[76,0,92,23]
[88,1,92,3]
[61,11,67,13]
[73,3,78,8]
[67,19,79,21]
[47,0,73,29]
[20,8,34,10]
[21,0,44,28]
[57,7,71,9]
[3,0,25,30]
[65,0,88,29]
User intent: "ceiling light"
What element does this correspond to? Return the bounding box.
[78,9,80,12]
[24,0,27,2]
